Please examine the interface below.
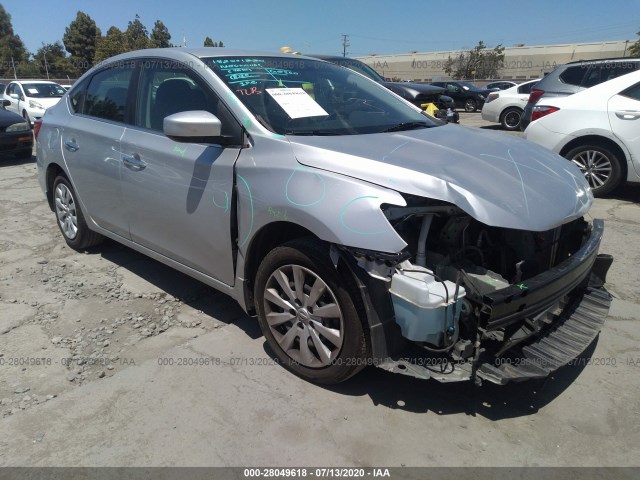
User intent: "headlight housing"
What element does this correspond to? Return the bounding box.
[29,100,44,110]
[6,122,30,132]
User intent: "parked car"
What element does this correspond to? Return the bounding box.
[523,70,640,197]
[0,82,5,96]
[485,81,518,91]
[0,100,33,158]
[521,57,640,131]
[37,48,612,387]
[308,55,457,113]
[3,80,66,126]
[481,79,539,130]
[430,81,492,112]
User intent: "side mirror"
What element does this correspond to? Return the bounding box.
[163,110,222,143]
[2,99,10,107]
[10,93,19,100]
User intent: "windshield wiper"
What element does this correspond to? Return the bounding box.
[382,121,432,133]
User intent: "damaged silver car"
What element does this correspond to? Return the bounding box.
[36,49,613,386]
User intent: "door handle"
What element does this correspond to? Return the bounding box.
[615,110,640,120]
[122,154,147,171]
[64,140,79,152]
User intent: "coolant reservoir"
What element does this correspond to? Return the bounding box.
[389,270,466,344]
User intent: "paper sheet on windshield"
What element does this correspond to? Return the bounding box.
[27,88,39,94]
[266,88,328,119]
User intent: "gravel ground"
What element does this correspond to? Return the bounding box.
[0,116,639,467]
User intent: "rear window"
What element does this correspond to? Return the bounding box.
[517,82,536,94]
[559,66,587,86]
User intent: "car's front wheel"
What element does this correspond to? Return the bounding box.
[500,107,522,131]
[464,98,478,112]
[254,238,368,384]
[53,175,104,249]
[564,144,623,197]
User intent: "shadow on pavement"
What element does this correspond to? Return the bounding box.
[0,154,35,167]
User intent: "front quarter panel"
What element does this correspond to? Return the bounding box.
[235,135,408,255]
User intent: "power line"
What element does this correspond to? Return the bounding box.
[341,34,350,57]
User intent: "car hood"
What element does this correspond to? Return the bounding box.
[27,97,61,108]
[0,108,27,127]
[287,125,592,231]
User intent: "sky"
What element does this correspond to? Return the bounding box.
[3,0,640,57]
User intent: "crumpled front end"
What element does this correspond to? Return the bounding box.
[343,196,612,385]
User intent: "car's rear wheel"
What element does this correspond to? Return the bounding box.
[564,144,623,197]
[500,107,523,131]
[53,175,104,249]
[254,238,368,384]
[464,98,478,112]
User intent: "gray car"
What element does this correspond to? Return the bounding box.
[37,49,612,387]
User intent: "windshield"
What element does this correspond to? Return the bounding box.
[22,83,66,98]
[335,59,385,83]
[207,56,440,135]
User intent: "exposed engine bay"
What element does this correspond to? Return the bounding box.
[345,194,612,385]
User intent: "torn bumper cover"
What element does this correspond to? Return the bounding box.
[372,219,612,385]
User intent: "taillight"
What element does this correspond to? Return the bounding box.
[33,119,42,141]
[531,106,559,121]
[486,92,499,103]
[527,89,544,104]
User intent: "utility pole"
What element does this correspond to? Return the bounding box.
[341,34,350,57]
[42,44,50,80]
[11,57,17,79]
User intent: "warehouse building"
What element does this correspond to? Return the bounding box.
[356,40,635,83]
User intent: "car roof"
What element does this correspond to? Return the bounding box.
[564,56,640,65]
[104,47,322,63]
[12,80,61,85]
[541,69,640,105]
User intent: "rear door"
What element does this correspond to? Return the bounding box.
[119,59,242,285]
[60,62,134,238]
[608,81,640,176]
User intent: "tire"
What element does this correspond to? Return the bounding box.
[52,175,104,249]
[464,98,478,112]
[564,144,623,197]
[500,107,522,131]
[254,238,369,384]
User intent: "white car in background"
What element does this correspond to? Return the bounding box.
[524,70,640,196]
[3,81,66,126]
[481,79,539,131]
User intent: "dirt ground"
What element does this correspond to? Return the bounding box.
[1,114,639,467]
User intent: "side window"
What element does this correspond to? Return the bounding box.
[69,79,89,114]
[5,84,13,95]
[446,84,459,93]
[581,67,602,88]
[84,64,133,122]
[601,64,639,83]
[559,66,587,86]
[135,61,240,140]
[518,82,536,94]
[620,82,640,101]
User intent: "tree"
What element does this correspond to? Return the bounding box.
[63,11,100,71]
[150,20,171,48]
[629,30,640,57]
[204,37,215,47]
[444,41,505,80]
[94,27,128,63]
[0,4,30,77]
[34,41,76,77]
[218,40,224,48]
[125,14,150,50]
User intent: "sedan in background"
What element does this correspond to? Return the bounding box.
[0,100,33,158]
[524,70,640,196]
[3,81,66,126]
[481,79,539,130]
[430,81,492,112]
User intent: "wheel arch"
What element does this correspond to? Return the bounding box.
[499,105,523,119]
[45,162,66,211]
[559,134,629,180]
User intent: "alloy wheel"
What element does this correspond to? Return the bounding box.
[263,264,344,368]
[571,149,612,189]
[54,183,78,240]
